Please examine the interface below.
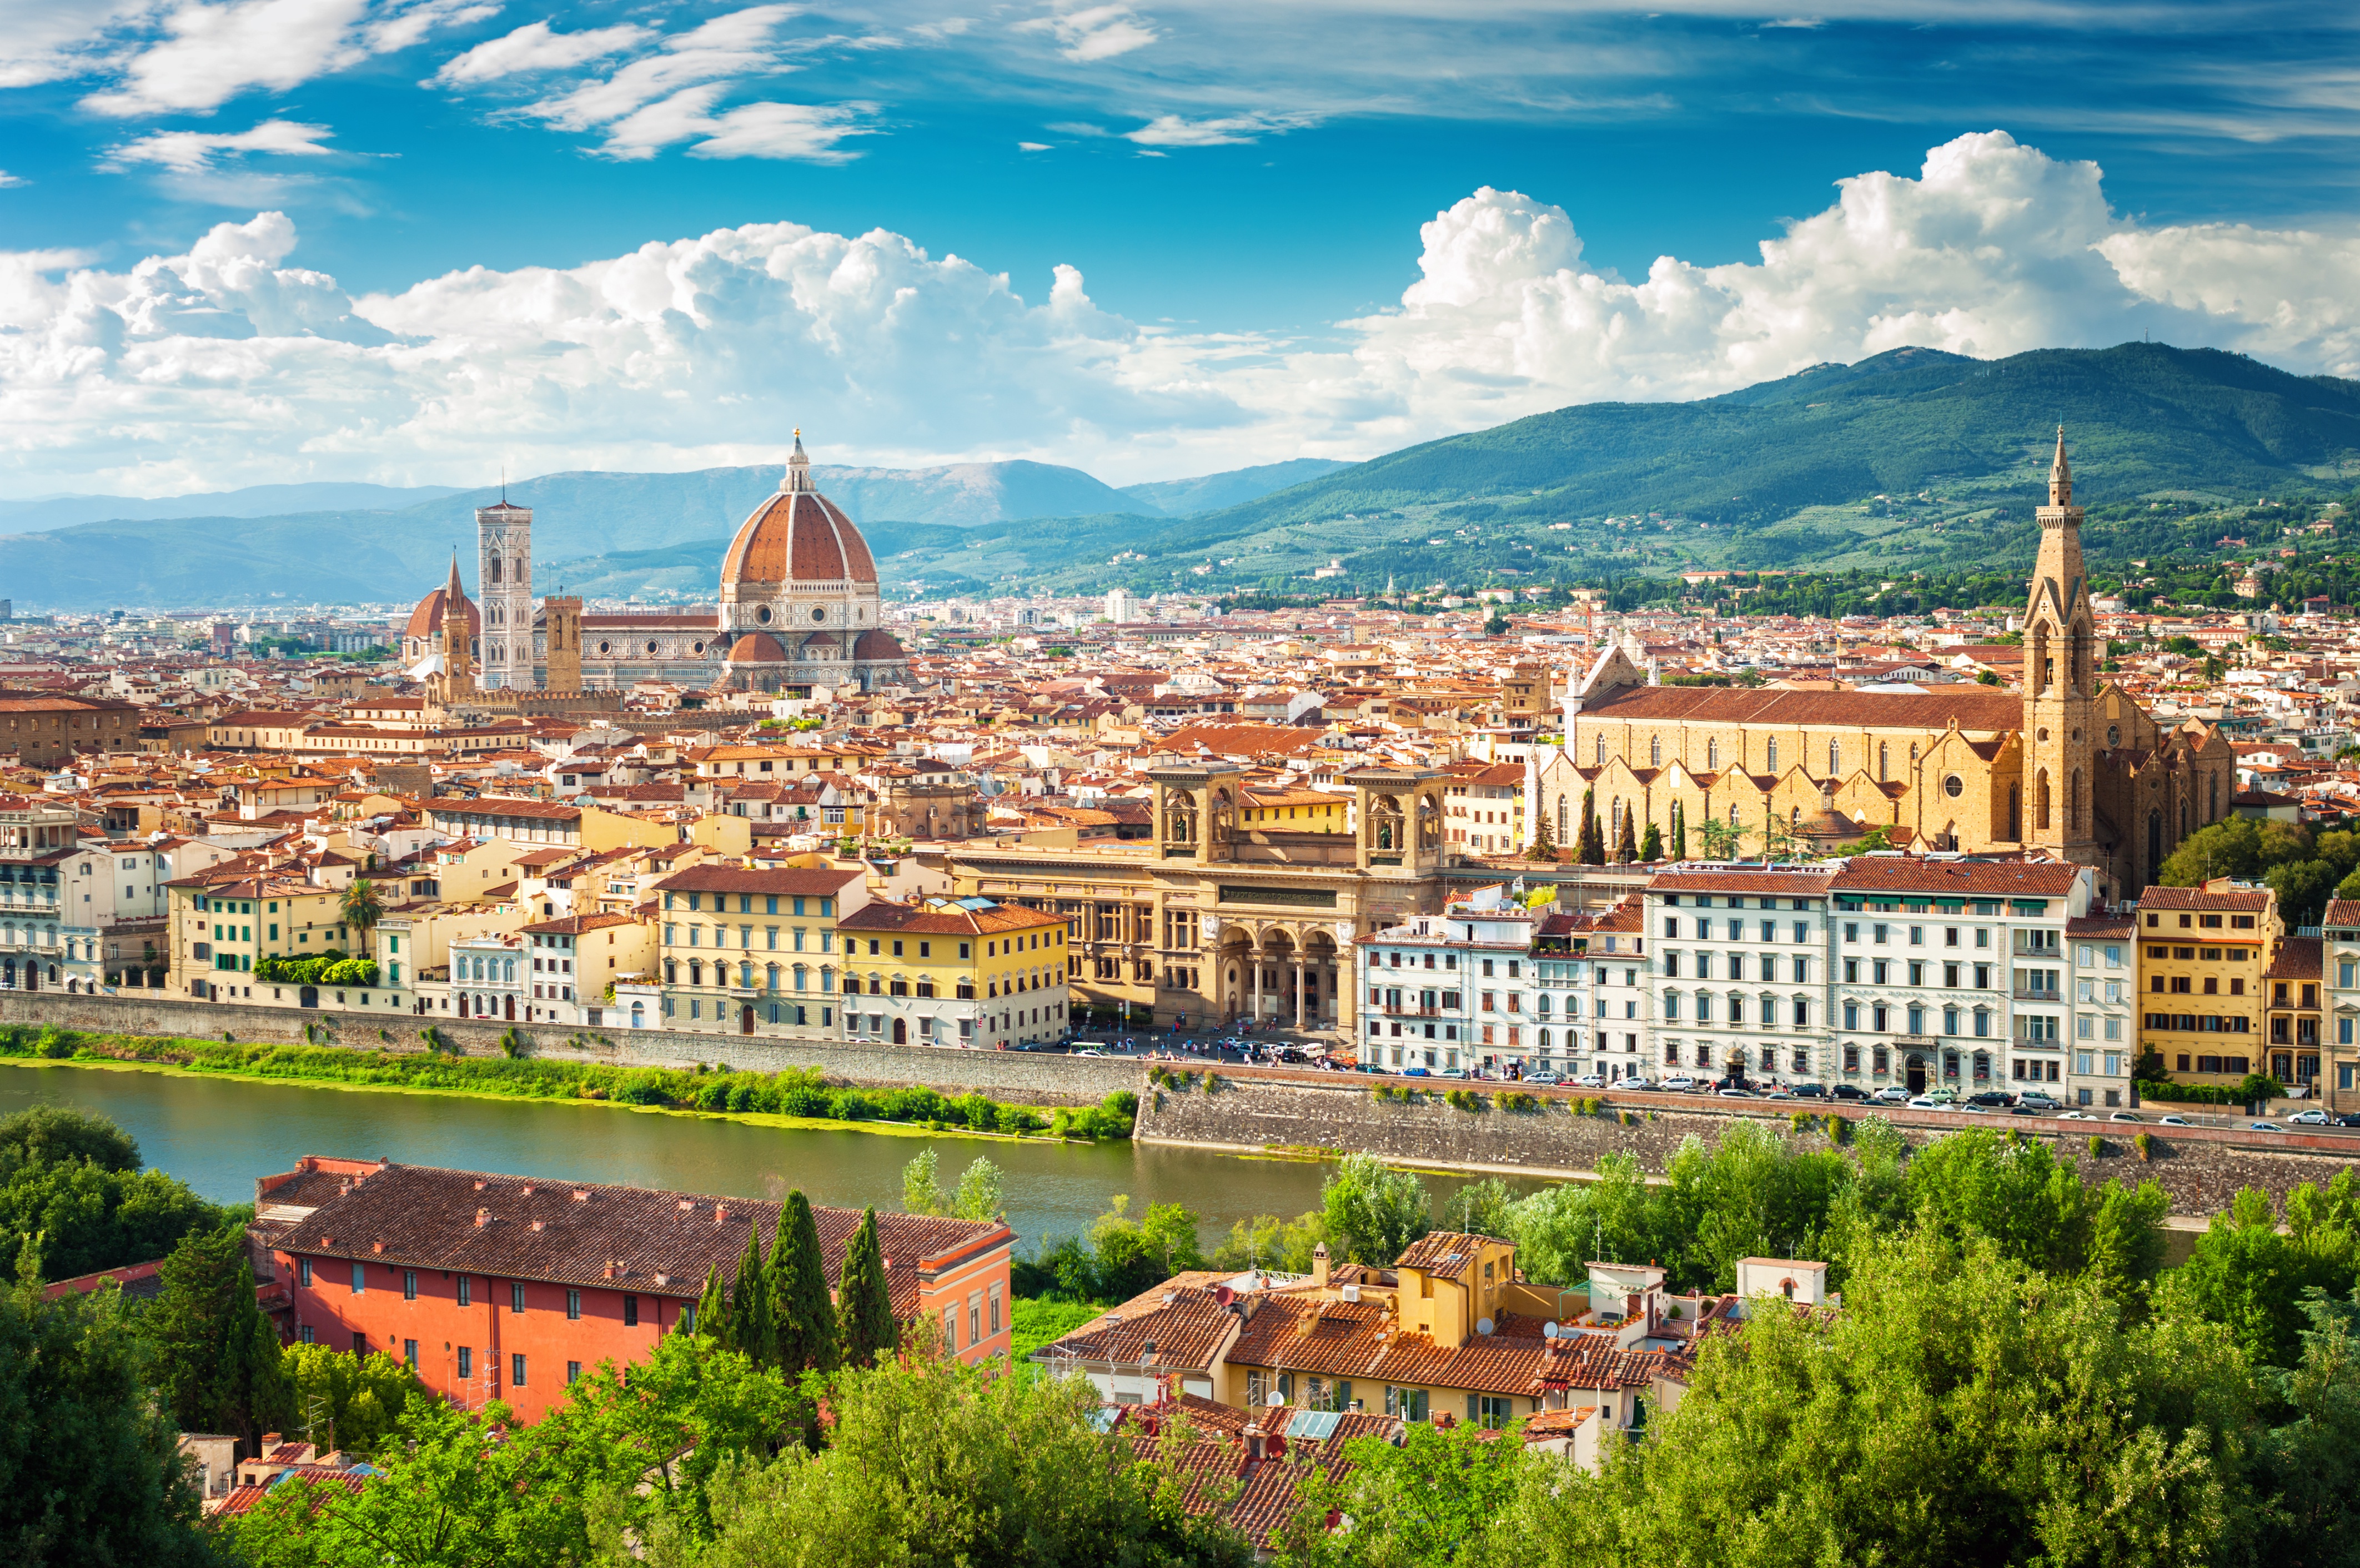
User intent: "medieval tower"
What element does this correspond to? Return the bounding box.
[477,497,534,689]
[2023,428,2098,865]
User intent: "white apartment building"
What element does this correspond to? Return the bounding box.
[1,794,173,994]
[1646,866,1839,1085]
[2067,912,2139,1108]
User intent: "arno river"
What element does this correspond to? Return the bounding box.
[0,1063,1535,1253]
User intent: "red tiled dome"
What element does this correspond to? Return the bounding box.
[720,490,877,589]
[852,629,905,662]
[403,586,479,641]
[726,632,788,664]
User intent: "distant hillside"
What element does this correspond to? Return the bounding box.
[1192,344,2360,537]
[0,481,470,532]
[1118,458,1355,516]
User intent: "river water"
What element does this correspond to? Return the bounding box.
[0,1063,1539,1256]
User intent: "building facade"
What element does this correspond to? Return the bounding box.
[2134,880,2278,1092]
[835,895,1069,1048]
[651,864,868,1034]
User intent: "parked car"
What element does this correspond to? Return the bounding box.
[2249,1120,2284,1132]
[1955,1102,1989,1113]
[1527,1071,1563,1086]
[1660,1073,1698,1092]
[1830,1084,1870,1101]
[1965,1091,2015,1108]
[1073,1049,1106,1058]
[1763,1085,1795,1100]
[1621,1077,1659,1092]
[1436,1068,1468,1080]
[1573,1072,1606,1088]
[1276,1047,1309,1064]
[2288,1109,2332,1126]
[2108,1112,2144,1123]
[1906,1095,1942,1109]
[1402,1066,1430,1078]
[2018,1093,2063,1112]
[2158,1114,2192,1126]
[1717,1087,1758,1099]
[2057,1110,2097,1121]
[1872,1086,1913,1104]
[1923,1086,1960,1105]
[1790,1082,1828,1098]
[2333,1113,2360,1129]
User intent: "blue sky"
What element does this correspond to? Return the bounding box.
[2,2,2357,495]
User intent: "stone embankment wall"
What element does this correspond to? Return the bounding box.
[0,991,1139,1107]
[1136,1072,2360,1219]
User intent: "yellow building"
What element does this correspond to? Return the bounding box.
[836,895,1071,1047]
[1239,787,1349,833]
[650,863,869,1034]
[2136,880,2278,1089]
[167,870,356,1003]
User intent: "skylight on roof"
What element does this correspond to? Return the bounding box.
[1284,1410,1342,1440]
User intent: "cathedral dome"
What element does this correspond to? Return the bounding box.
[852,629,905,662]
[719,434,876,591]
[726,632,787,664]
[403,584,479,641]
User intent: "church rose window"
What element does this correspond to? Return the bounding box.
[1943,775,1964,798]
[597,641,610,654]
[813,608,827,622]
[757,606,772,623]
[645,642,658,654]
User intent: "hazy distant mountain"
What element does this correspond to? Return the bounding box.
[0,481,471,532]
[1118,458,1355,516]
[817,460,1146,524]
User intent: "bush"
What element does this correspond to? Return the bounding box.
[1445,1089,1483,1112]
[2135,1132,2153,1161]
[2088,1135,2105,1157]
[1498,1092,1540,1113]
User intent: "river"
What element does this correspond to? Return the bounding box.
[0,1063,1541,1255]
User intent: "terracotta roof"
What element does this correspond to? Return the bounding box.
[1393,1230,1500,1280]
[2266,937,2322,981]
[1033,1281,1241,1373]
[720,489,878,587]
[2322,899,2360,929]
[836,897,1063,936]
[250,1160,1007,1319]
[402,586,478,642]
[1583,684,2025,731]
[1831,858,2083,896]
[653,865,865,897]
[2136,884,2271,912]
[1648,868,1840,897]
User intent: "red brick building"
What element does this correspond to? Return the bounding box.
[252,1157,1015,1423]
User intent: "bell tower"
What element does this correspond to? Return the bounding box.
[477,496,533,689]
[2024,428,2097,862]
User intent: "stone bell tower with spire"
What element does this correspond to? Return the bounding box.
[431,552,475,707]
[2023,428,2097,863]
[476,489,533,690]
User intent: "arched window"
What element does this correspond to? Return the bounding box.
[1706,738,1719,770]
[2035,769,2051,833]
[1909,742,1919,765]
[1594,736,1606,766]
[1878,741,1889,781]
[1828,740,1840,776]
[1557,796,1570,843]
[1766,738,1779,772]
[488,555,501,584]
[2071,768,2083,835]
[766,963,780,991]
[2209,776,2219,820]
[1650,735,1662,766]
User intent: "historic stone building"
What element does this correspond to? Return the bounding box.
[398,435,906,697]
[946,763,1457,1032]
[1541,435,2232,900]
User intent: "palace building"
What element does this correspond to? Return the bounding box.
[1542,433,2232,900]
[400,434,907,699]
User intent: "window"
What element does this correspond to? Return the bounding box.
[624,1294,639,1328]
[1473,1394,1515,1430]
[511,1281,526,1314]
[457,1276,471,1308]
[404,1338,418,1367]
[299,1258,313,1288]
[351,1262,365,1294]
[568,1361,583,1385]
[404,1269,417,1301]
[567,1288,581,1320]
[512,1353,526,1388]
[458,1346,473,1379]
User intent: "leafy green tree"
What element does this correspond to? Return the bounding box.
[2249,1285,2360,1562]
[1636,821,1662,862]
[730,1227,774,1368]
[835,1209,898,1369]
[2165,1184,2360,1369]
[1902,1128,2170,1288]
[1503,1153,1660,1289]
[1695,811,1741,860]
[1274,1410,1529,1567]
[225,1394,585,1568]
[0,1105,140,1177]
[900,1149,947,1217]
[1659,1123,1852,1293]
[696,1265,732,1349]
[1668,800,1686,861]
[279,1344,425,1459]
[951,1156,1004,1222]
[1322,1154,1431,1267]
[679,1355,1251,1568]
[1207,1212,1329,1275]
[1613,809,1637,864]
[768,1192,836,1377]
[0,1260,216,1567]
[1088,1195,1206,1301]
[147,1223,292,1455]
[1502,1227,2255,1568]
[337,877,384,939]
[1576,789,1604,866]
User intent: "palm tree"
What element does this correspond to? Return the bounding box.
[339,877,384,947]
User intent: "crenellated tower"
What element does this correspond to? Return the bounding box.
[477,496,533,689]
[2024,427,2097,863]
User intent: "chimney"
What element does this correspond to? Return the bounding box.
[475,1208,490,1228]
[714,1205,728,1223]
[572,1189,589,1202]
[530,1220,544,1232]
[1312,1242,1330,1288]
[1243,1423,1267,1462]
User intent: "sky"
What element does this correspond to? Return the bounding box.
[1,0,2357,497]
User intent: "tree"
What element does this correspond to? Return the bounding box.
[0,1259,216,1567]
[2249,1285,2360,1563]
[1087,1195,1206,1301]
[337,877,384,939]
[900,1149,947,1217]
[1275,1409,1529,1568]
[1669,800,1686,861]
[731,1227,774,1369]
[1322,1154,1431,1266]
[280,1344,426,1458]
[769,1192,836,1377]
[696,1265,733,1350]
[1208,1212,1329,1275]
[0,1105,140,1178]
[950,1156,1004,1222]
[1576,788,1604,866]
[1695,811,1741,860]
[147,1223,292,1455]
[1504,1152,1661,1288]
[2164,1182,2360,1369]
[835,1209,898,1369]
[1501,1227,2254,1568]
[1614,808,1637,865]
[679,1351,1251,1568]
[1637,821,1662,862]
[0,1109,219,1282]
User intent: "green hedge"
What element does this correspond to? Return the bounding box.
[0,1026,1133,1139]
[2135,1072,2283,1107]
[253,953,378,987]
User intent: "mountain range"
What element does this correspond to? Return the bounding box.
[4,344,2355,611]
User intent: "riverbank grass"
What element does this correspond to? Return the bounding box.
[0,1025,1138,1147]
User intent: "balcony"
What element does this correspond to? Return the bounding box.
[1380,1005,1442,1018]
[2012,987,2061,1003]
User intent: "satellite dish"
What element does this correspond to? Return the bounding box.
[1213,1284,1236,1307]
[1477,1317,1495,1336]
[1542,1321,1559,1340]
[1267,1390,1287,1407]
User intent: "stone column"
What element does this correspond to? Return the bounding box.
[1294,960,1305,1029]
[1250,944,1262,1022]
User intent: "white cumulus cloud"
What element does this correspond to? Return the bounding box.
[429,20,657,86]
[2,132,2357,497]
[1026,3,1159,62]
[104,118,339,174]
[1124,112,1302,147]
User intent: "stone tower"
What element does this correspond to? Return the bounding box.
[2024,428,2097,862]
[477,496,533,689]
[434,552,474,705]
[542,595,583,693]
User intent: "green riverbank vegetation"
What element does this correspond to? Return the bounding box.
[0,1023,1137,1144]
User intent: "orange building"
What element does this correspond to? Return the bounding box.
[252,1157,1014,1423]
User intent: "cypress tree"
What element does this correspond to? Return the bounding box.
[1577,787,1605,866]
[1639,820,1663,862]
[695,1265,731,1349]
[148,1224,290,1456]
[1671,800,1687,861]
[835,1208,899,1369]
[769,1190,836,1375]
[731,1227,774,1366]
[1616,808,1638,865]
